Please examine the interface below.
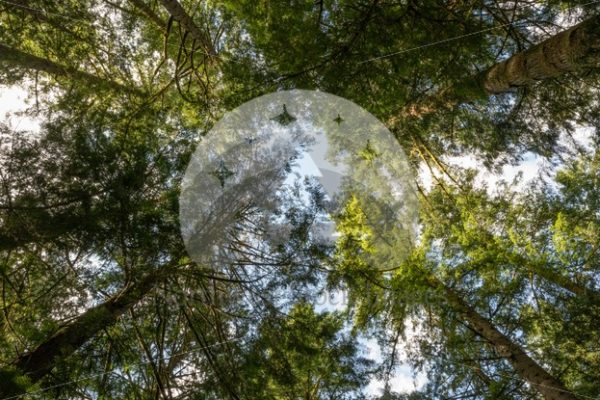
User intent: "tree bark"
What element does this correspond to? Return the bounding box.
[159,0,215,56]
[0,265,176,396]
[398,14,600,119]
[477,15,600,94]
[428,277,578,400]
[0,43,144,95]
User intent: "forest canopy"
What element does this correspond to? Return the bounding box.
[1,0,600,399]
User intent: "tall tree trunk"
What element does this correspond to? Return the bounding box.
[427,277,578,400]
[477,15,600,94]
[0,43,144,95]
[399,14,600,119]
[0,265,176,397]
[159,0,215,56]
[528,262,600,304]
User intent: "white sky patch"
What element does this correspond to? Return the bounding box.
[363,319,428,396]
[452,152,544,190]
[366,364,428,395]
[0,85,42,133]
[419,125,595,194]
[418,152,545,193]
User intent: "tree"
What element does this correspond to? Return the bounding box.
[390,157,600,399]
[329,192,581,399]
[395,12,600,121]
[479,13,600,94]
[3,265,176,393]
[160,0,215,56]
[0,43,143,95]
[233,302,373,399]
[1,0,600,398]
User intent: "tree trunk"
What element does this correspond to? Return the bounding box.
[0,43,143,95]
[428,277,578,400]
[159,0,215,56]
[477,15,600,94]
[398,14,600,119]
[529,262,600,304]
[0,266,176,396]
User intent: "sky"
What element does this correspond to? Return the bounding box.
[0,85,41,133]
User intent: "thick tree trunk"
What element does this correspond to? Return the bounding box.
[0,43,143,95]
[478,15,600,94]
[0,266,175,396]
[159,0,215,56]
[398,14,600,119]
[428,277,578,400]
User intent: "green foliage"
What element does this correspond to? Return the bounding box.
[1,0,600,398]
[400,157,600,398]
[329,195,391,330]
[238,302,373,399]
